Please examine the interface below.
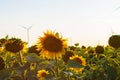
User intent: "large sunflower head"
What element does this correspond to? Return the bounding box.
[37,69,49,79]
[37,30,67,59]
[69,55,86,73]
[5,38,25,53]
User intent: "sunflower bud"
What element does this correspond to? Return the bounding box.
[108,35,120,49]
[95,45,104,54]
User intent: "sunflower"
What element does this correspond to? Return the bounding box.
[28,45,41,56]
[5,38,26,53]
[0,38,7,45]
[37,69,49,80]
[37,30,67,59]
[62,51,74,63]
[108,35,120,49]
[69,55,86,73]
[95,45,104,54]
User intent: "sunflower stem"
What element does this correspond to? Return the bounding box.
[66,75,71,80]
[18,52,23,66]
[54,56,59,78]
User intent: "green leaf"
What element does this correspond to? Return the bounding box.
[67,60,83,68]
[0,69,12,80]
[25,53,41,63]
[107,65,117,80]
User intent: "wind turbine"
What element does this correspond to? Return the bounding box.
[110,27,115,36]
[113,6,120,13]
[19,25,33,47]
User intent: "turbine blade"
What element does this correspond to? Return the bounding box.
[28,26,32,29]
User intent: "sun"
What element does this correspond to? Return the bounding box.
[37,30,67,59]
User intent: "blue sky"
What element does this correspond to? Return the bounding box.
[0,0,120,46]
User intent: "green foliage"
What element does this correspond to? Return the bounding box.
[107,65,118,80]
[25,53,41,63]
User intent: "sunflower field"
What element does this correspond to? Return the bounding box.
[0,30,120,80]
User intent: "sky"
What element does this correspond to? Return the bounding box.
[0,0,120,47]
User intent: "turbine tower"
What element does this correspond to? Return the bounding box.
[110,27,115,36]
[20,25,33,47]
